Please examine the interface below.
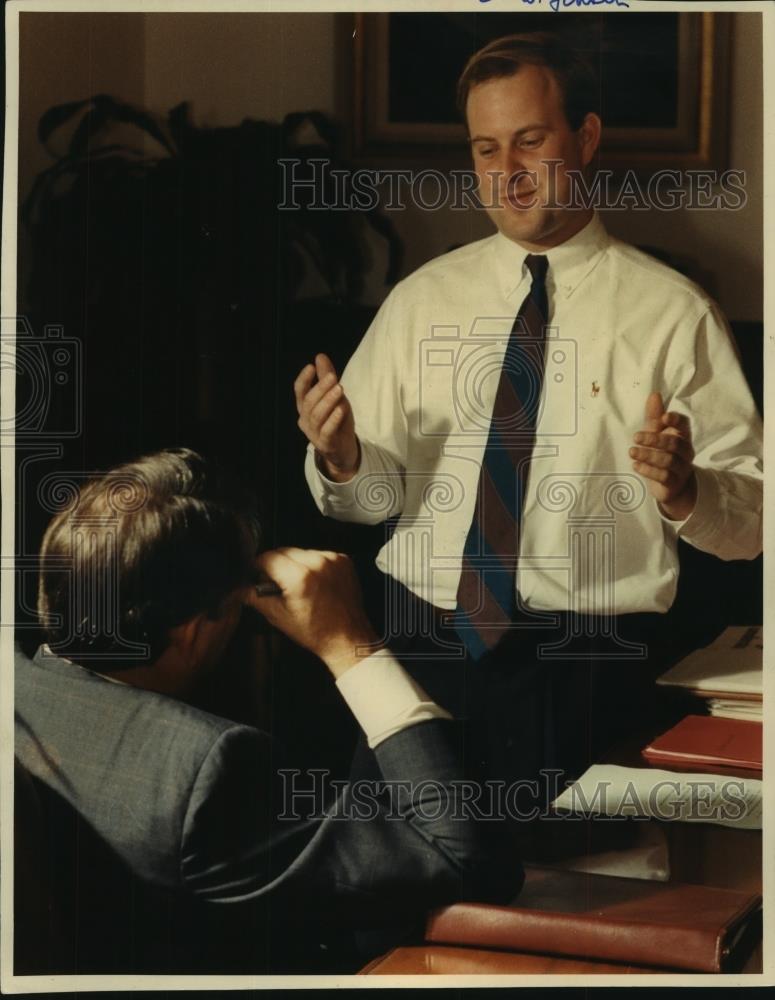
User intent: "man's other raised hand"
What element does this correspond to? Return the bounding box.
[630,391,697,521]
[295,354,360,483]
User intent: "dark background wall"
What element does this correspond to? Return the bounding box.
[17,10,763,320]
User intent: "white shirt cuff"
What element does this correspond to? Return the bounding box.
[335,651,452,749]
[674,465,720,539]
[312,445,359,488]
[656,465,716,536]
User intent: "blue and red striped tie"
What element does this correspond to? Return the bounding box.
[455,254,549,659]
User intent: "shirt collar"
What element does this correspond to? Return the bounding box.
[38,643,129,685]
[491,212,610,304]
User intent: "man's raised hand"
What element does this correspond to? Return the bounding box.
[294,354,360,483]
[630,391,697,521]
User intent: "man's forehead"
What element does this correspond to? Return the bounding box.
[465,64,564,130]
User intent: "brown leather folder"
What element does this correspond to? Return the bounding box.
[425,866,762,973]
[359,945,664,975]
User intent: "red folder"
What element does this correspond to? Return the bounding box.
[641,715,762,776]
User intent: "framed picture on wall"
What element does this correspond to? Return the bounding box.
[353,11,730,171]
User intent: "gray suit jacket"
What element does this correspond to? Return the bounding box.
[15,644,520,959]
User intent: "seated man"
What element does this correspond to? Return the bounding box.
[15,448,520,975]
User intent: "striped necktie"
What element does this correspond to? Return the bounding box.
[455,254,549,659]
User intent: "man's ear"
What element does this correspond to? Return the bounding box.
[167,614,205,656]
[578,112,602,166]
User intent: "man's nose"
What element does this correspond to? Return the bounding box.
[506,141,525,166]
[503,145,531,180]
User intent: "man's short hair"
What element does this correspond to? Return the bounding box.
[38,448,259,664]
[456,32,599,131]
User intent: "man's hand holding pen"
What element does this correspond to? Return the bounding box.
[248,549,379,678]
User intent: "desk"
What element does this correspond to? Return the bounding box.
[520,815,761,894]
[360,655,763,977]
[522,706,762,895]
[360,945,666,975]
[665,822,761,893]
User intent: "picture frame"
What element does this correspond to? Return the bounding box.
[353,11,730,172]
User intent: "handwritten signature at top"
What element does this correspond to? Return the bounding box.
[478,0,631,10]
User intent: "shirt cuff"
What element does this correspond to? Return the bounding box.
[304,442,363,511]
[305,439,405,525]
[657,465,718,539]
[335,651,452,749]
[312,443,360,489]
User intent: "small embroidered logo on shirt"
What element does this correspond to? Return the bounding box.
[591,381,600,397]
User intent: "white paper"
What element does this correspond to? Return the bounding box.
[656,626,763,695]
[552,763,762,830]
[709,699,763,721]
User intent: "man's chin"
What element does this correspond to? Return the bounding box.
[490,208,555,249]
[491,205,590,250]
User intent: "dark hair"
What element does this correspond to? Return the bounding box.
[38,449,259,665]
[456,32,599,131]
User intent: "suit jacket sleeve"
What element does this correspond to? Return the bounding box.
[179,719,522,914]
[179,724,318,902]
[312,719,523,918]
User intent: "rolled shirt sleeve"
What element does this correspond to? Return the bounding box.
[304,439,405,525]
[657,303,762,561]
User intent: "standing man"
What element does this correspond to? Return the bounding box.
[296,34,762,790]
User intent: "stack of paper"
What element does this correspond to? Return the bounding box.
[708,699,761,721]
[657,626,763,720]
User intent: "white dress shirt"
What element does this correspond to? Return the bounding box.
[306,215,762,615]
